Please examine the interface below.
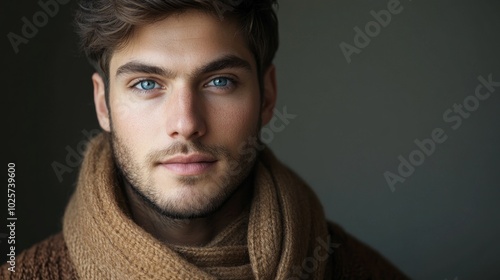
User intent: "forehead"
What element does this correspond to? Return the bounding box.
[109,10,255,75]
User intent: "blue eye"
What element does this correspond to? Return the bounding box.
[134,80,160,90]
[207,77,232,87]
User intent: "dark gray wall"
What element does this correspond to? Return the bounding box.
[2,1,500,279]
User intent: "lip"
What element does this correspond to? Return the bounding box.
[159,154,217,176]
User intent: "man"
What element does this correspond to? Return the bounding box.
[2,0,409,279]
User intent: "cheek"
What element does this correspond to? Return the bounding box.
[209,95,260,149]
[109,88,164,134]
[109,98,156,156]
[111,101,139,133]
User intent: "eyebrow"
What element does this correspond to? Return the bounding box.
[116,62,172,78]
[115,55,253,79]
[194,55,252,76]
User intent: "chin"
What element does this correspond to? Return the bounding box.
[149,180,233,219]
[154,195,227,220]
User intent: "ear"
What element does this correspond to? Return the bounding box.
[92,72,111,132]
[260,64,277,126]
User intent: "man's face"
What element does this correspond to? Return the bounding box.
[93,10,276,219]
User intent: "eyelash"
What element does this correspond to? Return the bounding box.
[204,76,237,90]
[131,79,162,94]
[129,76,238,94]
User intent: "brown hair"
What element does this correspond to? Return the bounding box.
[75,0,279,90]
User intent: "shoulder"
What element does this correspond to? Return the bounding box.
[0,232,78,280]
[326,221,410,280]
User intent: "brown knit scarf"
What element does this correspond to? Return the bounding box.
[63,133,331,279]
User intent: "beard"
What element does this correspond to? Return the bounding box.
[109,126,261,220]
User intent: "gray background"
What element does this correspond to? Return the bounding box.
[2,0,500,279]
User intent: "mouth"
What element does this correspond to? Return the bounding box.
[159,154,217,176]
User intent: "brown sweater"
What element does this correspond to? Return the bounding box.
[1,222,408,279]
[0,133,409,279]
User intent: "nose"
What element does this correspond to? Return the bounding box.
[165,84,207,141]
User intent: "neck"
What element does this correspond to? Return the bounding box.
[123,175,253,247]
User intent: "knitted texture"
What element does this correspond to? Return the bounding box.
[0,132,410,279]
[0,233,77,280]
[63,132,331,279]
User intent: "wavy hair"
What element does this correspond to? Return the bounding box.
[75,0,279,92]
